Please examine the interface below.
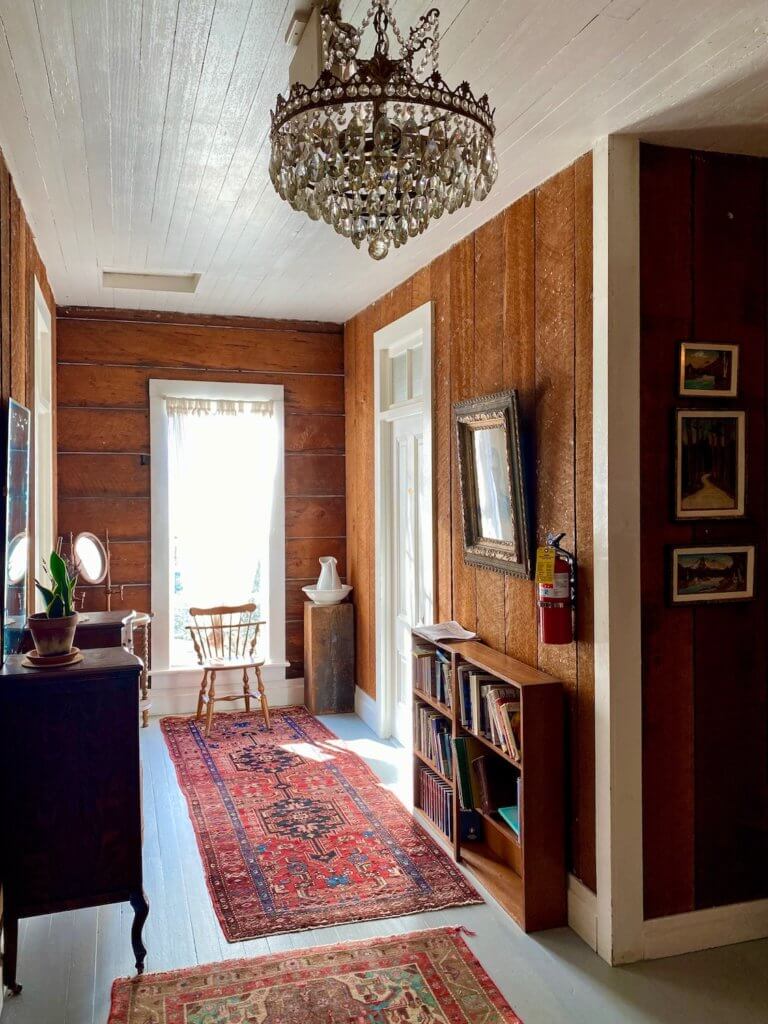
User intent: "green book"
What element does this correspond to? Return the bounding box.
[497,804,519,835]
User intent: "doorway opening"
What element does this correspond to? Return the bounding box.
[374,302,434,743]
[149,380,286,688]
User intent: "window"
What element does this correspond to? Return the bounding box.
[150,381,286,679]
[33,280,53,602]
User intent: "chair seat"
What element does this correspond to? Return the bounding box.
[199,657,265,671]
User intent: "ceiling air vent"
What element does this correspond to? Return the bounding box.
[102,270,201,293]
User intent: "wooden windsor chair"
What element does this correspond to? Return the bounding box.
[187,604,269,737]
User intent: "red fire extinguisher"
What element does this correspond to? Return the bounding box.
[536,533,576,645]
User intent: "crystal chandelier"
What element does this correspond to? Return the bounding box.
[269,1,497,260]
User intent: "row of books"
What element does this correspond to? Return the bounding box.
[415,763,483,842]
[412,646,453,708]
[453,736,520,836]
[456,664,521,760]
[414,702,453,779]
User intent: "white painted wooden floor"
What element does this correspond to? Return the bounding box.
[3,712,767,1024]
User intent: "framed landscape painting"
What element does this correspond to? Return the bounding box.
[671,545,755,604]
[679,342,739,398]
[675,409,745,519]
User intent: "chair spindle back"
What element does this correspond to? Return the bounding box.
[187,604,264,664]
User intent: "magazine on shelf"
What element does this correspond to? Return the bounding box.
[412,621,478,644]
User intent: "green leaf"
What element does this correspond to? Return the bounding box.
[48,551,69,594]
[47,594,65,618]
[35,581,56,612]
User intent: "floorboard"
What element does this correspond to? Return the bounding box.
[2,712,768,1023]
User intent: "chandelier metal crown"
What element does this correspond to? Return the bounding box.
[269,1,498,260]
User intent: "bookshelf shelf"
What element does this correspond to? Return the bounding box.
[411,632,566,933]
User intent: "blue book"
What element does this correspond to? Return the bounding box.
[498,804,519,835]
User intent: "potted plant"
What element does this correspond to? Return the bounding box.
[29,551,79,657]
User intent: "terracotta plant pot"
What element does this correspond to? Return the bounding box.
[27,611,79,657]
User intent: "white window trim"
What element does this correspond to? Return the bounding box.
[369,301,434,739]
[32,278,54,605]
[149,379,287,690]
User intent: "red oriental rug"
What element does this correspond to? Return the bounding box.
[161,708,481,941]
[109,927,522,1023]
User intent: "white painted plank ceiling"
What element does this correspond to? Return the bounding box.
[0,0,767,322]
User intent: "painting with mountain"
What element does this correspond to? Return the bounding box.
[671,545,754,604]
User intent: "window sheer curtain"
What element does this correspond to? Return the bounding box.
[166,396,277,665]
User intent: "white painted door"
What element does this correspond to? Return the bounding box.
[391,412,424,745]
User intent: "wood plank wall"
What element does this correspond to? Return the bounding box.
[55,309,345,678]
[0,147,57,607]
[345,154,596,891]
[640,144,768,917]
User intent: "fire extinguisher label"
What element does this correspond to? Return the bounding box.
[549,572,570,599]
[535,546,555,585]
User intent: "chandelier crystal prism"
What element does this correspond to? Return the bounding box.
[269,1,498,260]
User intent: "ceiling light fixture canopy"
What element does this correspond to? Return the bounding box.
[269,1,497,260]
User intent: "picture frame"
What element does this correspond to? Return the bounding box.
[453,389,531,578]
[679,341,739,398]
[670,545,755,604]
[675,409,745,519]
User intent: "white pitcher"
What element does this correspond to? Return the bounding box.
[316,556,341,591]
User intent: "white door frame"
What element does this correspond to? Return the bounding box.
[372,302,434,739]
[148,379,288,699]
[32,278,54,604]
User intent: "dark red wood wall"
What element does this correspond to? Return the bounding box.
[641,143,768,918]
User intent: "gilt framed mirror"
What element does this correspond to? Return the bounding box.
[454,389,531,578]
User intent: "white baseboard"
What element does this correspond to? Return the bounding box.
[150,675,305,716]
[642,897,768,960]
[355,685,382,735]
[568,873,598,952]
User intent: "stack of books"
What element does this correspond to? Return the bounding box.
[412,646,453,708]
[415,763,454,838]
[414,701,453,779]
[456,664,521,759]
[453,737,521,838]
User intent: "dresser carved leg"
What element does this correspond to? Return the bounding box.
[129,890,149,975]
[2,911,21,995]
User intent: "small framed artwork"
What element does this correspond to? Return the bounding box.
[675,409,745,519]
[679,342,739,398]
[671,545,755,604]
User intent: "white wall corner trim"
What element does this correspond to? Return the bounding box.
[354,685,382,736]
[568,874,598,953]
[592,134,645,966]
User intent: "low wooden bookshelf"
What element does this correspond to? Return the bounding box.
[411,633,565,932]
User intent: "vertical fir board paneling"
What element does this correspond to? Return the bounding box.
[502,194,537,667]
[474,214,506,653]
[449,235,477,632]
[432,252,453,623]
[343,154,596,890]
[690,152,768,909]
[0,157,10,406]
[639,145,696,919]
[573,152,596,892]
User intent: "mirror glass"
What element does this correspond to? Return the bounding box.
[74,532,108,584]
[472,425,514,543]
[3,400,31,659]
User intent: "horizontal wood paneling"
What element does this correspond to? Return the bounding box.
[56,313,345,678]
[57,363,344,413]
[57,319,342,374]
[344,154,596,892]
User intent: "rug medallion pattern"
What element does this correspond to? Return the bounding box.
[161,708,481,940]
[109,928,522,1023]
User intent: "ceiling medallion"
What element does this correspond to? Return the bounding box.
[269,1,497,260]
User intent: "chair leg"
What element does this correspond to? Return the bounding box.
[242,668,251,713]
[256,665,270,729]
[205,671,216,738]
[196,670,208,721]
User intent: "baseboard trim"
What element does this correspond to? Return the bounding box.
[150,676,305,716]
[355,685,381,735]
[642,897,768,960]
[568,874,598,952]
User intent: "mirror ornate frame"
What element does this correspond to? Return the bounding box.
[453,388,531,578]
